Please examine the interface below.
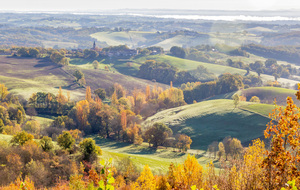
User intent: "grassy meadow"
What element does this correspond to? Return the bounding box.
[240,87,297,105]
[143,99,270,150]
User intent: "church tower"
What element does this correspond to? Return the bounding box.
[92,41,96,50]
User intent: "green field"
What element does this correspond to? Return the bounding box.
[241,87,297,105]
[143,99,270,150]
[134,54,248,76]
[133,54,300,86]
[241,103,275,117]
[92,137,218,174]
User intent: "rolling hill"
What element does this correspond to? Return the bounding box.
[143,99,271,150]
[240,87,297,106]
[0,56,168,100]
[133,54,300,87]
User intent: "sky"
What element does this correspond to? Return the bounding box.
[0,0,299,11]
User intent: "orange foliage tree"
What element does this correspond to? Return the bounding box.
[262,95,300,189]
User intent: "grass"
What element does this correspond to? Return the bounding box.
[143,99,270,150]
[0,56,86,100]
[0,56,168,100]
[92,137,215,174]
[31,115,55,127]
[0,134,13,142]
[241,103,275,117]
[134,54,247,76]
[241,87,297,106]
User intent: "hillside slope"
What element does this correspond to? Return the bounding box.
[143,99,271,150]
[0,56,168,100]
[134,55,300,86]
[240,87,297,106]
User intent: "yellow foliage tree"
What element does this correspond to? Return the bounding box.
[133,165,156,190]
[85,86,92,102]
[173,155,203,189]
[0,83,9,102]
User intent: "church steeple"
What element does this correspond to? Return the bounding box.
[92,41,96,49]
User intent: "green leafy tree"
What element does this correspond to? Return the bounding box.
[170,46,186,58]
[17,47,29,57]
[10,131,34,145]
[94,88,106,100]
[273,73,280,81]
[256,68,263,77]
[57,131,75,150]
[73,70,84,82]
[50,52,64,64]
[232,94,239,109]
[79,138,102,160]
[265,59,277,68]
[84,49,99,59]
[39,136,54,152]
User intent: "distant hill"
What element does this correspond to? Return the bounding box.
[143,99,271,150]
[134,55,300,87]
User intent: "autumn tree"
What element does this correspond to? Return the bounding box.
[85,86,92,102]
[23,120,40,135]
[176,134,192,152]
[57,131,75,150]
[10,131,34,145]
[144,123,173,148]
[262,91,300,189]
[0,83,9,101]
[56,86,68,114]
[75,100,90,131]
[217,142,225,160]
[133,165,156,190]
[250,96,260,103]
[172,155,203,189]
[229,138,243,159]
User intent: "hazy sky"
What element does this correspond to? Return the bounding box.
[1,0,299,11]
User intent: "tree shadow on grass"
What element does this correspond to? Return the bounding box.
[93,137,131,149]
[122,146,158,155]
